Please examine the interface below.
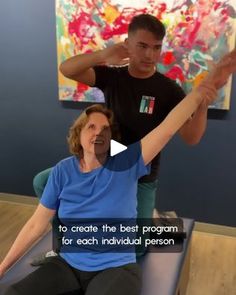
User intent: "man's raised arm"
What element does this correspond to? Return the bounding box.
[59,43,129,86]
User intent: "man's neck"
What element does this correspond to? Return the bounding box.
[128,65,156,79]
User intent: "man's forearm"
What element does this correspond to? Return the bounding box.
[60,42,129,83]
[60,50,104,80]
[142,88,203,165]
[179,102,208,145]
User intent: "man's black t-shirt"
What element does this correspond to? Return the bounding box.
[94,65,185,182]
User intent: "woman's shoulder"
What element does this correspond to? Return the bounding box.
[54,156,76,170]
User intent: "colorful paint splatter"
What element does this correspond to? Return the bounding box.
[56,0,235,109]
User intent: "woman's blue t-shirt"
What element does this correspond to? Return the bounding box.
[40,142,149,271]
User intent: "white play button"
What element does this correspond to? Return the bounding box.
[110,139,127,157]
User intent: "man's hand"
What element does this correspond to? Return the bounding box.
[206,48,236,89]
[100,42,129,66]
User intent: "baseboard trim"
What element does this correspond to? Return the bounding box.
[0,193,38,206]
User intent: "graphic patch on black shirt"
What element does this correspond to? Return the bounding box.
[139,96,155,114]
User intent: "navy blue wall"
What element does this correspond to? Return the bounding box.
[0,0,235,226]
[0,0,83,195]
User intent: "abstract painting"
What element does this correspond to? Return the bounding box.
[56,0,235,109]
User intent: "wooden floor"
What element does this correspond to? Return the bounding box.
[0,193,236,295]
[186,231,236,295]
[0,195,38,261]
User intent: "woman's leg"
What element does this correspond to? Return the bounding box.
[85,263,141,295]
[4,257,82,295]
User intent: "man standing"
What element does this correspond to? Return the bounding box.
[60,14,211,223]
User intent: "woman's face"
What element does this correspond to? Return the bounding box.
[80,112,111,156]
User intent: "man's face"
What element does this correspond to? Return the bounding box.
[126,29,163,78]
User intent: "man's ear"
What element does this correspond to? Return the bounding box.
[124,37,128,46]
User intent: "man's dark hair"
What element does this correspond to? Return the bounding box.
[128,14,166,40]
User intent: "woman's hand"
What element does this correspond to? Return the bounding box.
[206,48,236,89]
[197,81,218,108]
